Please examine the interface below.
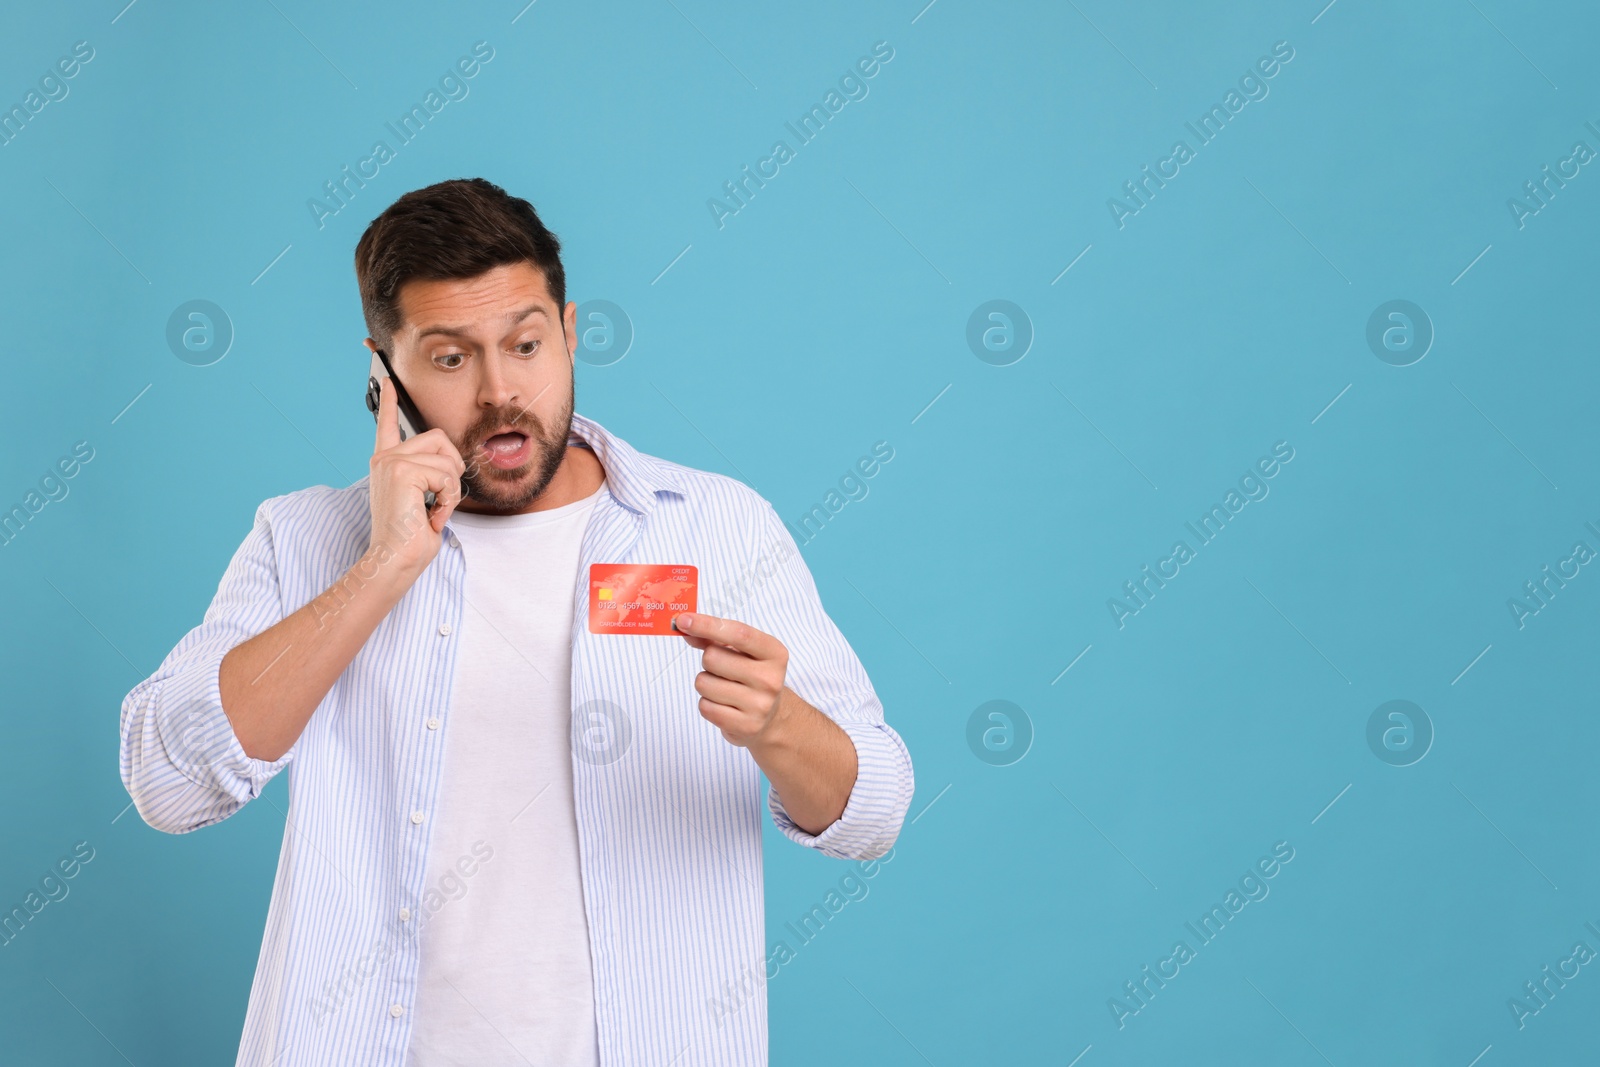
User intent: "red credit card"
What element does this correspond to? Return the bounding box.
[588,564,698,635]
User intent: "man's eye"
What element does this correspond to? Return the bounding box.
[436,352,466,369]
[515,340,539,357]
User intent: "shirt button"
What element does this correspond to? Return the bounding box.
[426,717,441,730]
[411,811,425,825]
[390,1003,405,1018]
[398,907,412,922]
[438,623,452,636]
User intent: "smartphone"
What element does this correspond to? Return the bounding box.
[365,350,470,508]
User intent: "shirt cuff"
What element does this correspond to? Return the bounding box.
[159,644,293,799]
[767,719,913,861]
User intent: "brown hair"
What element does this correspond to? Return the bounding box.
[353,177,567,350]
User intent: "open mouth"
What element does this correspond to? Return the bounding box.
[482,431,531,470]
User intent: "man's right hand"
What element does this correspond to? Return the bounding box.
[369,375,466,576]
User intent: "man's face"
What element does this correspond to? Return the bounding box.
[370,261,579,514]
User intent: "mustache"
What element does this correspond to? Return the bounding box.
[468,413,543,445]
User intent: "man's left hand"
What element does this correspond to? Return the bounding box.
[674,612,791,747]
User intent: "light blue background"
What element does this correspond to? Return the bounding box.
[1,0,1596,1063]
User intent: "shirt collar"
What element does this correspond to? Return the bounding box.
[563,411,686,515]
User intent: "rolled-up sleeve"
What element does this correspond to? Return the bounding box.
[119,499,294,834]
[746,500,914,861]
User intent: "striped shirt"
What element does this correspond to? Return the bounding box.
[119,411,915,1066]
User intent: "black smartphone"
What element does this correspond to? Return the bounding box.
[364,350,470,508]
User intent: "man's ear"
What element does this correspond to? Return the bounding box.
[362,337,379,356]
[564,301,578,361]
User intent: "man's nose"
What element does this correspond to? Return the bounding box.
[477,354,518,410]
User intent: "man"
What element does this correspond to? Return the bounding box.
[119,178,914,1066]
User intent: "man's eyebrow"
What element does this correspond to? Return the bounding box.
[415,304,550,341]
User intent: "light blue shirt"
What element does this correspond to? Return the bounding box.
[119,412,915,1066]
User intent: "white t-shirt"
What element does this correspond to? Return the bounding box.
[406,481,606,1066]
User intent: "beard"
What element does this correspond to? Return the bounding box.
[458,386,575,514]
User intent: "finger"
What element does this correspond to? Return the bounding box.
[378,455,464,515]
[698,643,770,687]
[673,613,780,659]
[375,376,401,454]
[385,435,467,496]
[423,468,465,532]
[694,670,751,709]
[429,486,459,532]
[374,460,461,540]
[389,427,467,475]
[390,453,464,492]
[697,695,743,730]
